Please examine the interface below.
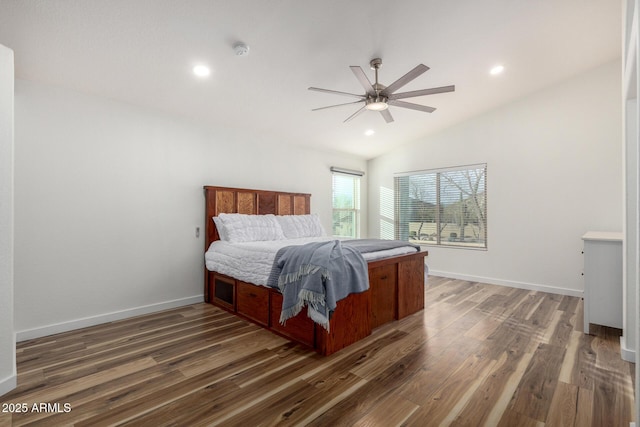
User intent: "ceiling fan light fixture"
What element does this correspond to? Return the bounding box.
[309,58,455,123]
[365,96,388,111]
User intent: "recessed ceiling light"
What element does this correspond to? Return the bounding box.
[193,65,211,78]
[364,129,375,136]
[490,64,504,75]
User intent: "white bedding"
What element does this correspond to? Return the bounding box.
[205,237,418,287]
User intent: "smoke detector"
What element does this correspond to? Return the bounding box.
[233,42,250,57]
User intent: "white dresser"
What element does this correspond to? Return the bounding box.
[582,231,623,334]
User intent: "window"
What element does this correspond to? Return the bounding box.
[332,172,361,238]
[395,164,487,248]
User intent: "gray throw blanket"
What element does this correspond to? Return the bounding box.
[266,240,369,331]
[341,238,420,254]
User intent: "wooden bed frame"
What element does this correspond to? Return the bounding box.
[203,185,427,355]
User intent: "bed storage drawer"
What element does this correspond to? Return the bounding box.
[398,257,425,318]
[369,264,398,328]
[237,281,269,327]
[270,291,315,348]
[212,273,236,311]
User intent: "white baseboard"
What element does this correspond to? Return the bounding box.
[16,295,204,342]
[620,335,636,362]
[0,373,16,397]
[428,270,583,298]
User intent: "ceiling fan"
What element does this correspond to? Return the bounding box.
[309,58,455,123]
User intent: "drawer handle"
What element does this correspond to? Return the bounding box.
[380,275,387,280]
[249,293,257,298]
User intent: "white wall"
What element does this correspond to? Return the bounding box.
[0,44,16,395]
[368,60,622,295]
[14,79,366,339]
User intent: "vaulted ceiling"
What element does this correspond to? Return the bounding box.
[0,0,621,158]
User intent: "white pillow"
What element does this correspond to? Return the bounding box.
[212,217,229,241]
[218,213,286,243]
[276,214,326,239]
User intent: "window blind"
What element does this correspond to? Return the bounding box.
[394,164,487,248]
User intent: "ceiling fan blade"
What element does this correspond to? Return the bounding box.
[350,66,375,95]
[388,100,436,113]
[380,109,394,123]
[308,87,366,99]
[312,100,364,111]
[382,64,430,95]
[389,85,455,100]
[344,106,366,123]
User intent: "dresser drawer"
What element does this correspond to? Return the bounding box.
[236,281,269,327]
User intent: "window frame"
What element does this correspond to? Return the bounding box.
[332,172,361,238]
[394,163,487,250]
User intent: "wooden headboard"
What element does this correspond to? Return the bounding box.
[203,186,311,249]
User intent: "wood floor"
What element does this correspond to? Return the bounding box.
[0,276,635,426]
